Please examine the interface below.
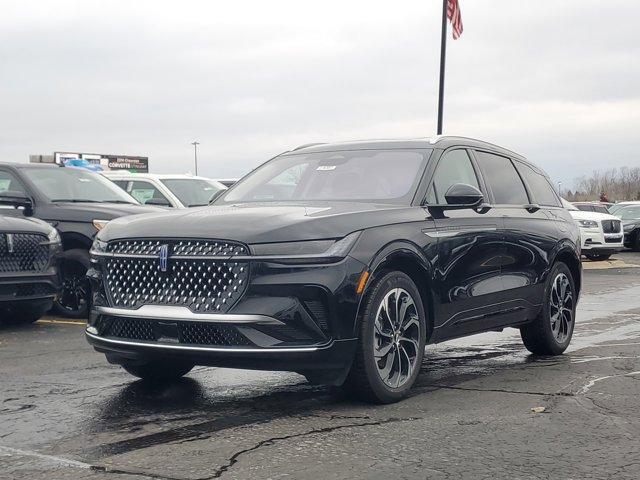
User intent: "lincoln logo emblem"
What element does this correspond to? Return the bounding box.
[159,244,169,272]
[6,234,15,254]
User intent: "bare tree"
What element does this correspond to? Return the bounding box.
[569,167,640,202]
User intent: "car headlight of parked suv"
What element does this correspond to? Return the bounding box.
[250,231,361,264]
[623,223,636,232]
[577,220,598,229]
[90,237,108,255]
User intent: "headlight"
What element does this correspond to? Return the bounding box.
[623,223,636,232]
[47,228,61,244]
[250,231,361,263]
[91,237,108,254]
[577,220,598,229]
[92,219,110,231]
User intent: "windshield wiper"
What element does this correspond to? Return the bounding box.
[51,199,102,203]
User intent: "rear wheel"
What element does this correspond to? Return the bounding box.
[633,231,640,252]
[521,262,576,355]
[585,253,611,261]
[344,271,426,403]
[120,360,194,382]
[52,249,90,319]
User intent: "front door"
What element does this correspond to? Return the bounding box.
[424,149,505,340]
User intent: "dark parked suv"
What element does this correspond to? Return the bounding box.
[1,193,62,324]
[0,163,161,318]
[86,137,581,403]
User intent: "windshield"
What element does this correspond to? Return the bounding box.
[160,178,225,207]
[618,206,640,220]
[220,149,431,204]
[23,167,137,203]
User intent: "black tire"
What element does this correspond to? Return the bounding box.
[1,299,53,325]
[52,248,91,319]
[585,253,611,261]
[343,271,426,404]
[120,360,194,382]
[521,262,576,355]
[633,231,640,252]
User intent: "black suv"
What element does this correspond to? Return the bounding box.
[86,137,581,403]
[0,163,161,318]
[1,193,62,324]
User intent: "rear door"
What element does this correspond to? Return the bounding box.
[475,151,559,321]
[424,148,505,340]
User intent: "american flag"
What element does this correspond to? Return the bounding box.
[447,0,463,40]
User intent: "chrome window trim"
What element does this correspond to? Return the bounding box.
[95,305,284,325]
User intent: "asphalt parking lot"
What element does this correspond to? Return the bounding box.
[2,252,640,480]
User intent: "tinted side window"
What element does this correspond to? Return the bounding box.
[517,163,561,207]
[426,149,479,204]
[475,152,528,205]
[594,205,609,214]
[129,181,170,205]
[112,180,129,191]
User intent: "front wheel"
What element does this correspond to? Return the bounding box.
[585,253,611,261]
[521,262,576,355]
[120,360,194,382]
[52,249,91,319]
[344,271,426,403]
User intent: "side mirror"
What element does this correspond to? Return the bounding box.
[145,198,172,207]
[443,183,484,208]
[0,191,34,216]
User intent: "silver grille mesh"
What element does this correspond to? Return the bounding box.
[104,239,249,313]
[107,239,247,256]
[0,233,50,273]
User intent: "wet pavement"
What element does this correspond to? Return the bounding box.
[2,252,640,479]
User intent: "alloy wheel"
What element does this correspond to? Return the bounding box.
[373,288,421,388]
[549,273,573,344]
[57,262,89,315]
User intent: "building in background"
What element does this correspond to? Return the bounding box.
[29,152,149,173]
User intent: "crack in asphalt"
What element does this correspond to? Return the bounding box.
[429,384,574,397]
[207,416,421,479]
[89,465,189,480]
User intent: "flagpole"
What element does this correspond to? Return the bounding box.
[436,0,448,135]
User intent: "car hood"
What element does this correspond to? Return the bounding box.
[0,213,53,234]
[568,210,621,222]
[100,202,422,244]
[49,202,165,222]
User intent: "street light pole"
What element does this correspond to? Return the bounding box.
[191,141,200,176]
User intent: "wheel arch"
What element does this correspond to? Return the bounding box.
[553,245,582,296]
[60,232,92,252]
[356,241,435,342]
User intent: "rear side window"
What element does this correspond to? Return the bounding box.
[425,149,479,204]
[517,163,561,207]
[593,205,609,214]
[475,151,529,205]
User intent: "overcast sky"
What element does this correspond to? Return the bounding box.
[1,0,638,188]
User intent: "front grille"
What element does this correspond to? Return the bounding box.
[103,316,252,346]
[602,220,621,233]
[0,233,50,273]
[104,239,249,313]
[107,239,247,256]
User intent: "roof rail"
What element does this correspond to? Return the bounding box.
[292,142,326,151]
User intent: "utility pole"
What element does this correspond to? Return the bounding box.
[191,141,200,176]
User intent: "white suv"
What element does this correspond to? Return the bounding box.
[103,173,226,208]
[563,199,624,260]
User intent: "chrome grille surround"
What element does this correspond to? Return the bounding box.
[103,239,250,314]
[0,233,50,273]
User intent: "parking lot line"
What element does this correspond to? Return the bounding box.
[36,319,86,326]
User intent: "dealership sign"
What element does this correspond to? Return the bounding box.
[53,152,149,173]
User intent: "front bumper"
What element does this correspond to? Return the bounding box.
[580,229,623,252]
[0,269,60,304]
[86,254,366,373]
